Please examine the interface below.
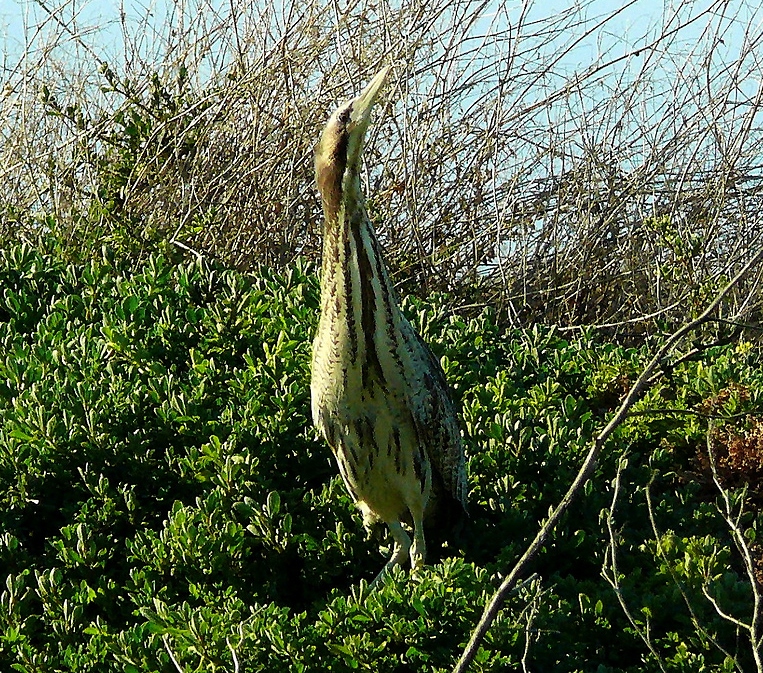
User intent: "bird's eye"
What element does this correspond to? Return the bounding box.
[338,106,352,125]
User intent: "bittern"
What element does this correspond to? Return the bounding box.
[311,67,468,583]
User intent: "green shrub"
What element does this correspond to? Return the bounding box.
[1,241,761,671]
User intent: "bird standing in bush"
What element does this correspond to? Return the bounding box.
[311,67,468,585]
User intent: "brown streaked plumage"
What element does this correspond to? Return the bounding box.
[310,68,467,584]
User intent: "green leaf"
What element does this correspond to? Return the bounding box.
[267,491,280,516]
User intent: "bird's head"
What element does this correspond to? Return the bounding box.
[315,67,390,221]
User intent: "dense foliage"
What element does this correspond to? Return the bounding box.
[1,242,761,672]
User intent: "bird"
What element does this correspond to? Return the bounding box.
[310,67,468,585]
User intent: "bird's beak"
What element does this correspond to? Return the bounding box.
[350,66,391,126]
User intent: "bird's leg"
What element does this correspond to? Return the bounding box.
[369,521,410,589]
[409,461,431,572]
[409,511,427,572]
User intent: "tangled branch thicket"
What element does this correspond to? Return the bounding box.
[2,0,763,333]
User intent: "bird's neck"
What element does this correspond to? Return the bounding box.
[319,188,393,310]
[320,174,383,290]
[317,185,401,385]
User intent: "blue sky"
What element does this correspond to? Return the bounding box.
[3,0,750,78]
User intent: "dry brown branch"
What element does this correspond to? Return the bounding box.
[2,0,763,331]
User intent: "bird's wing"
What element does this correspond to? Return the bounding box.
[407,327,468,511]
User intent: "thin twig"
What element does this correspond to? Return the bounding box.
[706,425,763,672]
[601,455,668,671]
[644,471,738,667]
[227,637,241,673]
[163,635,185,673]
